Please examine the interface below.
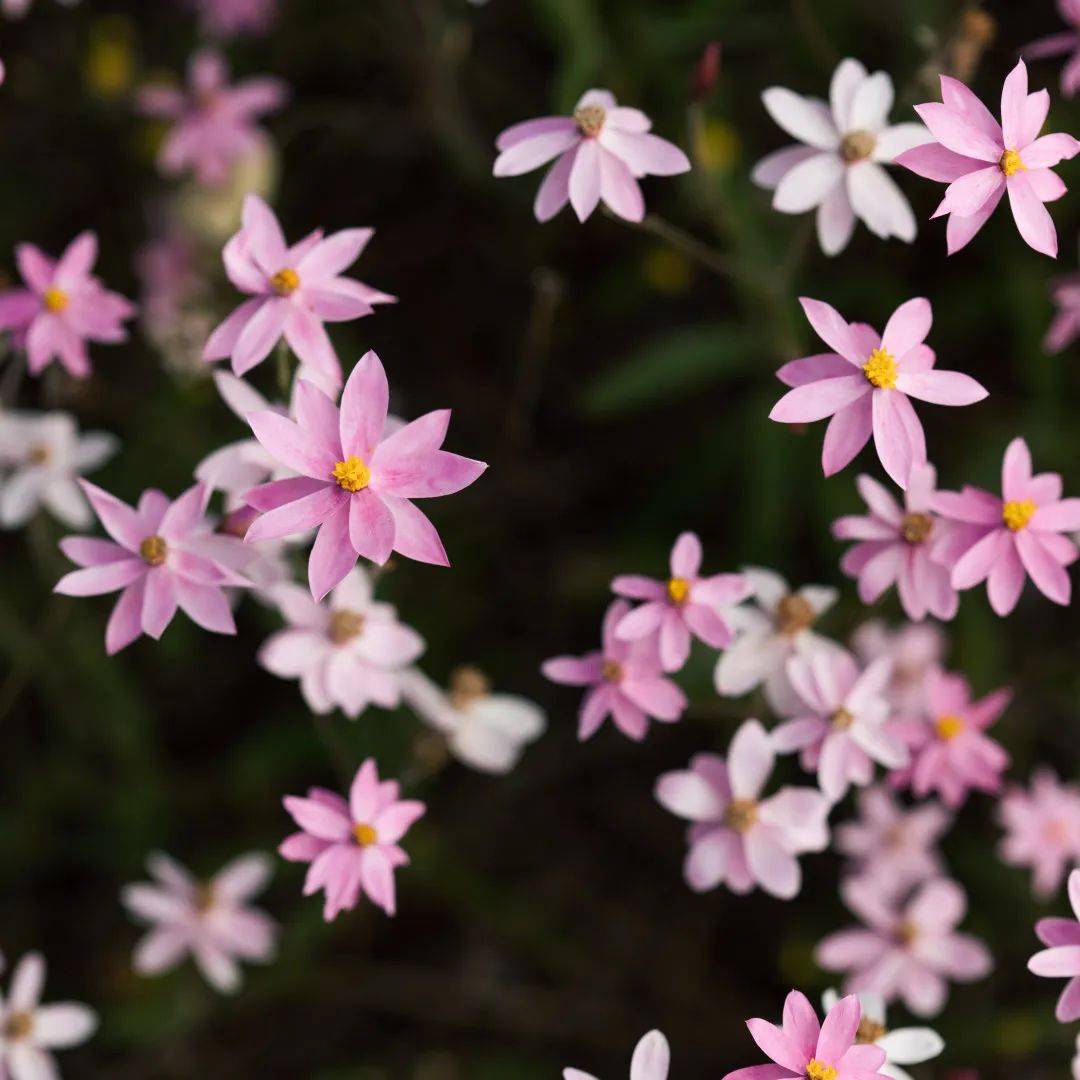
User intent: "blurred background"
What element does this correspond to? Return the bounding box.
[0,0,1077,1075]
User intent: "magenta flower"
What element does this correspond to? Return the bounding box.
[611,531,748,672]
[816,877,992,1017]
[493,89,690,223]
[121,851,277,994]
[1044,273,1080,353]
[934,437,1080,615]
[280,758,425,919]
[999,769,1080,898]
[721,989,889,1080]
[655,719,829,900]
[188,0,278,37]
[897,61,1080,257]
[771,297,987,487]
[850,619,947,714]
[0,232,135,378]
[1029,870,1080,1021]
[137,50,286,186]
[1025,1,1080,97]
[54,481,251,654]
[542,600,687,742]
[242,351,486,599]
[203,195,394,387]
[564,1030,670,1080]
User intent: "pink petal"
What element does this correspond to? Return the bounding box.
[339,350,388,458]
[987,542,1026,615]
[203,298,263,362]
[296,228,373,281]
[284,307,342,388]
[816,994,860,1064]
[233,297,290,375]
[946,184,1004,254]
[495,116,577,152]
[568,138,602,222]
[895,142,989,181]
[776,353,853,387]
[913,102,1001,162]
[1000,61,1029,149]
[1023,133,1080,168]
[382,494,449,566]
[247,410,337,480]
[308,503,358,601]
[597,147,645,223]
[770,376,869,424]
[746,1019,806,1072]
[871,391,920,488]
[1002,436,1033,500]
[881,297,933,359]
[1032,498,1080,531]
[822,393,873,476]
[242,194,288,274]
[895,369,988,405]
[78,480,142,551]
[936,166,1005,218]
[1015,529,1071,604]
[493,128,581,177]
[283,795,351,841]
[141,567,178,639]
[534,148,576,223]
[1007,173,1058,257]
[174,578,236,634]
[106,579,146,654]
[798,297,862,364]
[348,489,395,565]
[55,559,144,597]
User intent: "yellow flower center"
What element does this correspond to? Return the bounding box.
[1002,499,1036,531]
[1000,149,1025,177]
[863,347,898,389]
[139,535,168,566]
[3,1011,34,1041]
[775,593,815,636]
[28,444,51,465]
[723,798,759,833]
[806,1060,837,1080]
[601,659,623,683]
[270,267,300,296]
[667,577,690,604]
[855,1018,887,1044]
[449,665,491,709]
[895,919,919,945]
[574,104,606,137]
[43,286,69,313]
[936,713,966,741]
[328,609,364,644]
[840,129,876,163]
[332,456,371,492]
[832,707,855,731]
[353,823,378,847]
[901,512,934,544]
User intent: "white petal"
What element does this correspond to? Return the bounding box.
[816,183,856,255]
[774,153,844,213]
[848,71,895,132]
[847,161,916,241]
[762,88,840,149]
[878,1027,945,1065]
[830,59,868,131]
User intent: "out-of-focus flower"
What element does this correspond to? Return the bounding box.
[1023,1,1080,98]
[771,297,987,487]
[84,15,134,100]
[611,531,748,672]
[655,719,829,899]
[691,41,721,102]
[55,481,251,654]
[258,568,425,719]
[1044,273,1080,353]
[2,0,79,16]
[0,232,136,379]
[754,58,930,255]
[187,0,279,37]
[244,352,486,598]
[493,88,690,223]
[933,437,1080,615]
[816,877,993,1017]
[0,411,117,528]
[542,600,687,742]
[693,118,741,174]
[564,1029,670,1080]
[999,769,1080,898]
[1029,869,1080,1021]
[399,666,546,775]
[121,851,277,994]
[897,61,1080,257]
[203,195,394,387]
[137,50,287,187]
[280,758,425,919]
[851,620,947,714]
[135,225,209,362]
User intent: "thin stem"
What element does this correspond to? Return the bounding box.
[607,207,736,279]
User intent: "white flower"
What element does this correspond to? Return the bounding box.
[753,58,932,255]
[564,1029,670,1080]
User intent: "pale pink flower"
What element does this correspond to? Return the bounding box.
[816,877,992,1017]
[999,768,1080,898]
[0,232,135,378]
[54,481,251,654]
[655,719,829,900]
[850,620,947,714]
[721,989,889,1080]
[122,851,277,994]
[564,1029,670,1080]
[188,0,278,37]
[754,58,930,255]
[933,436,1080,615]
[1029,869,1080,1021]
[771,297,987,487]
[493,89,690,223]
[611,531,748,672]
[1024,1,1080,98]
[135,227,204,342]
[542,600,687,742]
[897,61,1080,257]
[1044,273,1080,352]
[280,758,425,919]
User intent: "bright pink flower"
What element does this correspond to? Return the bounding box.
[121,851,277,994]
[188,0,278,37]
[1029,869,1080,1021]
[0,232,135,378]
[999,769,1080,898]
[897,61,1080,257]
[611,531,748,672]
[564,1029,670,1080]
[493,89,690,223]
[542,600,687,742]
[280,758,425,919]
[137,50,286,186]
[203,195,394,387]
[933,437,1080,615]
[721,989,889,1080]
[771,297,986,487]
[850,619,947,714]
[242,351,486,599]
[1044,273,1080,353]
[816,877,992,1017]
[772,650,907,803]
[655,719,829,900]
[1024,1,1080,98]
[54,481,251,654]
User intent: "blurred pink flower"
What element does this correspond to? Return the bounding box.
[188,0,278,37]
[655,719,829,899]
[2,0,79,16]
[0,231,135,378]
[611,531,748,672]
[280,758,425,919]
[999,769,1080,898]
[1029,869,1080,1021]
[897,61,1080,257]
[850,620,946,714]
[122,851,277,994]
[771,297,986,487]
[1044,273,1080,353]
[493,88,690,223]
[542,600,687,742]
[564,1029,669,1080]
[1023,1,1080,98]
[816,877,992,1017]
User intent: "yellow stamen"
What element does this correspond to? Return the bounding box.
[776,594,815,636]
[863,347,898,389]
[28,444,50,465]
[43,286,69,313]
[936,713,966,741]
[449,665,491,709]
[353,823,378,847]
[832,707,855,731]
[3,1011,34,1040]
[328,609,364,644]
[855,1018,887,1044]
[270,267,300,296]
[840,129,876,163]
[139,535,168,566]
[901,512,933,544]
[1000,148,1025,177]
[1002,498,1036,532]
[724,798,759,833]
[574,104,606,137]
[667,577,690,604]
[601,659,623,683]
[806,1059,837,1080]
[895,919,919,945]
[332,456,370,492]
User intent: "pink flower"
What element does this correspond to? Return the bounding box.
[771,297,987,487]
[933,437,1080,615]
[850,620,947,714]
[259,568,425,718]
[833,465,959,620]
[0,232,135,378]
[242,351,486,599]
[1029,869,1080,1021]
[203,195,394,388]
[611,531,748,672]
[137,50,286,186]
[188,0,278,37]
[280,758,425,919]
[54,481,251,654]
[542,600,687,742]
[772,650,907,803]
[121,851,277,994]
[493,89,690,223]
[1044,272,1080,353]
[897,61,1080,257]
[655,719,829,899]
[721,989,889,1080]
[564,1030,670,1080]
[1024,1,1080,98]
[816,877,992,1017]
[999,769,1080,898]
